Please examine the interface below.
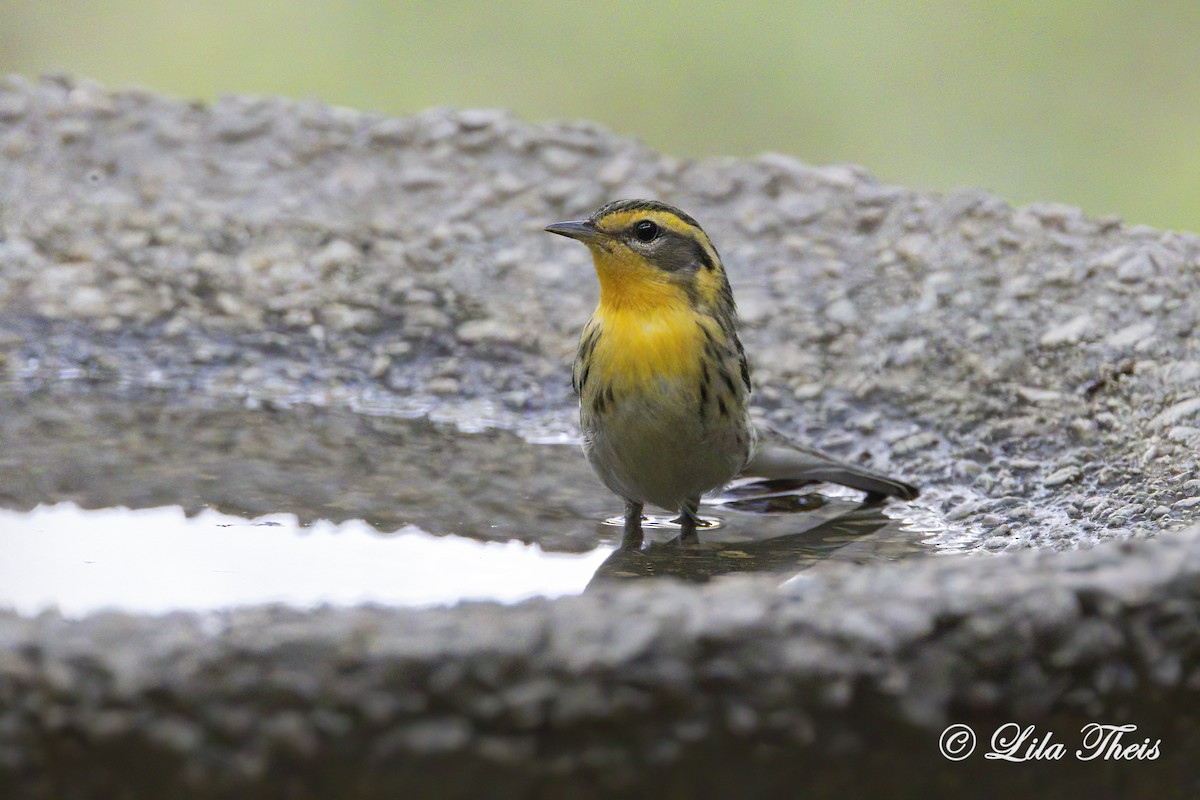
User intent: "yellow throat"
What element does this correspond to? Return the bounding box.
[584,244,705,390]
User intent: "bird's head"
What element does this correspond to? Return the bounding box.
[545,199,734,316]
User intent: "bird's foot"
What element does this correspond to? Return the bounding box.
[674,502,701,545]
[622,500,644,549]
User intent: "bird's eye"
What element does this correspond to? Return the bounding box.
[633,220,659,242]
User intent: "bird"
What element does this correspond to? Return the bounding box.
[545,199,917,547]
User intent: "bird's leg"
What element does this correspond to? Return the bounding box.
[676,498,701,544]
[622,499,644,549]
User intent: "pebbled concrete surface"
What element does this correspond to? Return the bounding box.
[1,76,1199,796]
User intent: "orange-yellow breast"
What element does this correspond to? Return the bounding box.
[585,302,704,394]
[580,243,705,393]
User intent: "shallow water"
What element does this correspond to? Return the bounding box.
[1,387,938,616]
[0,503,614,616]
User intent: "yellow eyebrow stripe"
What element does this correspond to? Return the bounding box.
[597,210,698,238]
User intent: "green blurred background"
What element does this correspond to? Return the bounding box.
[3,1,1198,232]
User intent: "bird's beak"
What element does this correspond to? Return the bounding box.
[544,219,604,243]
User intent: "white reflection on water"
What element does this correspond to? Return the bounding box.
[0,503,615,617]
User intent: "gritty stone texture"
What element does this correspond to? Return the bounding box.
[2,76,1200,796]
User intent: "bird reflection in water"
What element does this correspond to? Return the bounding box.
[588,478,917,588]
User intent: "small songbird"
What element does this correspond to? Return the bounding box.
[545,200,917,546]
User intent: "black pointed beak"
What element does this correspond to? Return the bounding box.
[544,219,604,243]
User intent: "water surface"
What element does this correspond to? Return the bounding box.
[0,503,612,616]
[1,387,938,616]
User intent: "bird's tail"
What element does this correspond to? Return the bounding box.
[742,444,919,502]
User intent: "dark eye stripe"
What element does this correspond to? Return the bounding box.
[690,239,716,270]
